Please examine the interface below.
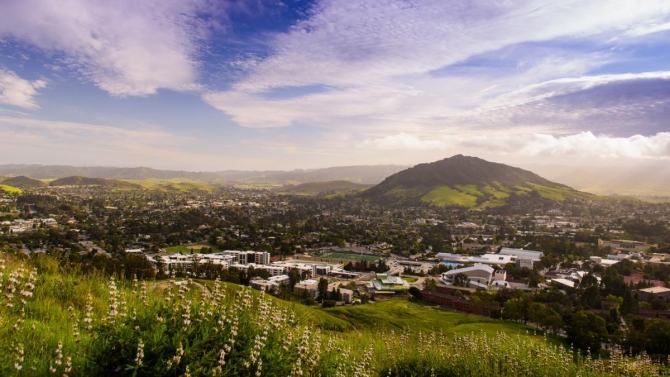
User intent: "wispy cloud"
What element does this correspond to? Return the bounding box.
[203,0,670,141]
[0,0,213,97]
[0,69,46,108]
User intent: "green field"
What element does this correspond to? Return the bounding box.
[312,250,384,263]
[0,184,23,194]
[165,244,221,253]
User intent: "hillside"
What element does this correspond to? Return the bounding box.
[281,180,372,196]
[0,175,46,188]
[1,252,661,376]
[366,155,594,208]
[49,176,142,190]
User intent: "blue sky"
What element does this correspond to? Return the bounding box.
[0,0,669,170]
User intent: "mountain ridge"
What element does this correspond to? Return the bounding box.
[0,164,407,185]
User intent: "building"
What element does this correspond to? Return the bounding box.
[368,273,410,294]
[440,265,506,288]
[221,250,270,265]
[498,247,543,268]
[600,239,656,253]
[635,287,670,301]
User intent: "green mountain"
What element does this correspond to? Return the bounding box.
[0,175,46,188]
[281,180,372,196]
[365,155,595,208]
[49,176,142,190]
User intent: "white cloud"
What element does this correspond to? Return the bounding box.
[0,69,46,109]
[360,132,670,161]
[0,0,211,96]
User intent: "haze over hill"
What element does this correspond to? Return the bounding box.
[523,162,670,197]
[0,164,406,185]
[49,176,142,190]
[366,155,594,208]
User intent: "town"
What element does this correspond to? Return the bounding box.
[2,178,669,359]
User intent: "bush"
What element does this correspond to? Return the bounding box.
[322,299,336,308]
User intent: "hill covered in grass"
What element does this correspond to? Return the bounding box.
[281,180,372,196]
[1,251,666,376]
[0,175,46,188]
[49,176,142,190]
[365,155,596,208]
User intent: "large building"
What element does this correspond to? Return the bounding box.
[599,239,656,253]
[440,265,507,289]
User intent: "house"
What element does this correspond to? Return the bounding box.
[635,287,670,301]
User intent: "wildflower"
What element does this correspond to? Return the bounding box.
[135,339,145,366]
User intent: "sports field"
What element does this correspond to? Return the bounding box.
[312,250,384,263]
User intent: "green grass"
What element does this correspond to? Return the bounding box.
[421,186,479,207]
[138,180,219,193]
[526,183,600,201]
[0,184,22,194]
[454,184,484,197]
[481,185,510,199]
[165,244,221,253]
[323,300,536,337]
[281,181,371,196]
[402,277,418,283]
[311,250,383,263]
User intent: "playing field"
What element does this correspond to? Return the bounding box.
[312,250,384,263]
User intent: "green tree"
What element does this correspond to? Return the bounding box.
[567,310,608,352]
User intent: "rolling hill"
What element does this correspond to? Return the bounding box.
[281,180,372,196]
[365,155,595,208]
[49,176,142,190]
[0,175,46,188]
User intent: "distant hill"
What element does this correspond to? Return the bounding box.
[49,176,142,190]
[366,155,593,208]
[139,181,219,193]
[281,180,372,196]
[0,175,46,188]
[0,164,406,185]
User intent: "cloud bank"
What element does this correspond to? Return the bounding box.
[0,0,210,97]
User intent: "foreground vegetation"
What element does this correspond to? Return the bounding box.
[1,252,669,376]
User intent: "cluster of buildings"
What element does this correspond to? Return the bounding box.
[1,218,59,233]
[437,247,544,269]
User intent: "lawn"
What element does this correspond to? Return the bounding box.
[312,250,384,263]
[322,300,543,339]
[402,277,418,283]
[421,186,479,207]
[165,244,221,253]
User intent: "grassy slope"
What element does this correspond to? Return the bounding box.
[282,180,371,196]
[420,182,603,208]
[421,186,479,207]
[0,184,23,194]
[324,300,531,336]
[138,181,219,193]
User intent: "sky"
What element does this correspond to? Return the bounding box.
[0,0,669,171]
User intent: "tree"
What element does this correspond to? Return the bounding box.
[317,277,329,301]
[453,273,469,287]
[567,310,608,352]
[423,278,437,292]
